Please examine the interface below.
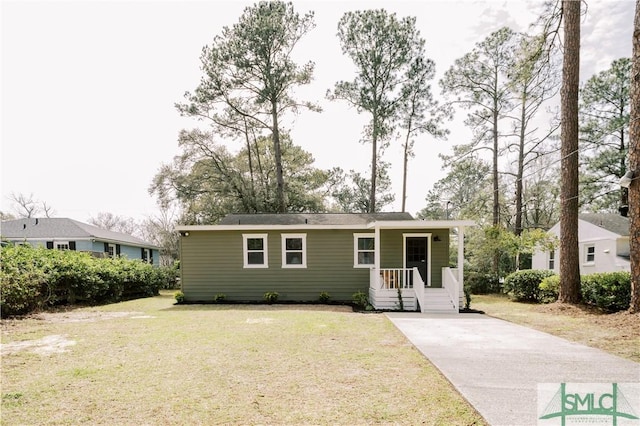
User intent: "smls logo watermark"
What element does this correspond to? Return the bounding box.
[538,383,640,425]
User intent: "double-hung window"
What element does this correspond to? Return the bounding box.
[548,250,555,270]
[354,233,375,268]
[243,234,268,268]
[282,234,306,268]
[584,244,596,264]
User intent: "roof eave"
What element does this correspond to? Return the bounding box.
[368,220,476,229]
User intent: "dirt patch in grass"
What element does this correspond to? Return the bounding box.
[1,334,76,356]
[1,293,486,425]
[33,311,144,323]
[472,294,640,362]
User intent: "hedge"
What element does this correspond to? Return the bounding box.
[0,245,177,317]
[503,269,556,302]
[535,271,630,312]
[581,272,631,312]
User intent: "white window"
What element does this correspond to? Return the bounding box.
[548,250,555,270]
[142,248,151,263]
[281,234,306,268]
[243,234,268,268]
[354,233,375,268]
[585,244,596,263]
[56,241,70,251]
[107,243,116,258]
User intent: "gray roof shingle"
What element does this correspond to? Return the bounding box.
[1,218,158,248]
[579,213,629,237]
[218,212,414,226]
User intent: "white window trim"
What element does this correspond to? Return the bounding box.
[107,243,116,258]
[353,233,375,268]
[548,250,555,270]
[56,241,70,251]
[584,244,596,265]
[281,233,307,268]
[243,233,268,269]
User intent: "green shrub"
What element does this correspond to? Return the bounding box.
[318,291,331,304]
[465,272,501,294]
[503,269,556,302]
[0,246,49,316]
[213,293,226,303]
[351,291,368,308]
[539,275,560,303]
[174,291,185,303]
[0,245,167,317]
[581,272,630,312]
[263,291,279,304]
[463,283,472,309]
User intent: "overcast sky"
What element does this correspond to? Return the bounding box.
[1,0,635,223]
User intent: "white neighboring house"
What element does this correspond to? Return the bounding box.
[532,213,630,274]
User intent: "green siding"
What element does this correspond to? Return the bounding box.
[181,229,370,302]
[379,229,449,288]
[180,227,451,302]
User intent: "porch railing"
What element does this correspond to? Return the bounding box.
[371,268,415,289]
[412,267,426,313]
[442,267,459,312]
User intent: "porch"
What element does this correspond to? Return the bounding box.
[369,267,462,313]
[365,220,472,314]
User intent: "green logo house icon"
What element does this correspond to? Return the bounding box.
[538,383,639,425]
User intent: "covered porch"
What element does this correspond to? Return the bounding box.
[366,220,473,313]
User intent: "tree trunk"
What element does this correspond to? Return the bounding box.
[271,101,286,213]
[515,91,527,236]
[243,117,256,212]
[628,0,640,313]
[369,112,379,213]
[558,0,581,304]
[401,121,412,213]
[492,104,500,226]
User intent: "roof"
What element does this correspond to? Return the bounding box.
[177,213,475,231]
[1,218,159,248]
[218,212,414,226]
[579,213,629,237]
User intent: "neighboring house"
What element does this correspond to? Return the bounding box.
[176,213,474,313]
[532,213,630,274]
[1,217,160,265]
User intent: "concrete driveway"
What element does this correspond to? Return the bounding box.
[386,312,640,426]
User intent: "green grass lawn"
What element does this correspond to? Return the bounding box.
[1,292,485,425]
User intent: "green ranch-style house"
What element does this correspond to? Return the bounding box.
[176,213,474,313]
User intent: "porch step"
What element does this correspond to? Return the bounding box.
[421,288,457,313]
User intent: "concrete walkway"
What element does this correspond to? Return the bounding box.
[386,312,640,426]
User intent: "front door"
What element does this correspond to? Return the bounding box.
[405,236,428,284]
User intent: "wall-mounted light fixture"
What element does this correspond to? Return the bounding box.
[620,170,634,188]
[180,231,190,237]
[433,235,441,242]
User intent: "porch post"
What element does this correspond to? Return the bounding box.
[374,225,381,271]
[457,226,465,285]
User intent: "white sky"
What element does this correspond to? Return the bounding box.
[1,0,635,222]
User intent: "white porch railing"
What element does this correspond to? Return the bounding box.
[412,268,426,313]
[372,268,414,289]
[442,267,459,312]
[369,268,418,311]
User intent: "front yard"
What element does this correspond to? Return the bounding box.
[1,292,485,425]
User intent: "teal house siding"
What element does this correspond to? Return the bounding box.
[1,218,160,266]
